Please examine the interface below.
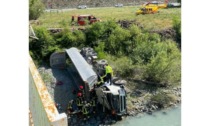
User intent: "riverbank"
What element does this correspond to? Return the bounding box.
[125,80,181,116]
[38,66,181,125]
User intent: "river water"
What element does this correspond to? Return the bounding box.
[113,105,181,126]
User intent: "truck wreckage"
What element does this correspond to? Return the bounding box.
[50,47,127,117]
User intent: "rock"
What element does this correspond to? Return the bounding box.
[105,120,109,125]
[151,105,156,110]
[112,120,116,124]
[142,107,148,112]
[132,100,138,104]
[147,110,153,115]
[169,102,175,106]
[162,111,167,115]
[177,98,181,103]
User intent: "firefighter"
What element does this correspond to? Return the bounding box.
[82,102,90,120]
[103,63,113,84]
[67,100,74,115]
[95,75,104,87]
[76,97,83,110]
[90,97,96,114]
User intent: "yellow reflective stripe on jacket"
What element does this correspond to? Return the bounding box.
[91,100,96,106]
[97,77,104,85]
[67,103,72,109]
[82,106,88,114]
[76,98,82,106]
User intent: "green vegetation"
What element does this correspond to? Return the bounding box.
[30,21,181,87]
[29,0,45,20]
[29,7,181,88]
[173,17,181,47]
[150,91,177,108]
[32,7,180,31]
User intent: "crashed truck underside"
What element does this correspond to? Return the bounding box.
[50,47,127,116]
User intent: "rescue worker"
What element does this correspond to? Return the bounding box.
[96,75,104,87]
[76,97,83,110]
[103,63,113,84]
[67,100,73,115]
[90,98,96,114]
[82,101,90,120]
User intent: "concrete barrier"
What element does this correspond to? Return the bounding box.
[29,56,67,126]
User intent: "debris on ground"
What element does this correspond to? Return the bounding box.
[151,28,176,40]
[117,20,143,29]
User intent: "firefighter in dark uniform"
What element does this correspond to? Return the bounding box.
[90,97,96,114]
[76,96,83,110]
[67,100,73,115]
[96,75,104,87]
[82,101,90,120]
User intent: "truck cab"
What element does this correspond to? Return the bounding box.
[95,84,126,115]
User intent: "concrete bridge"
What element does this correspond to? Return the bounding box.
[29,56,67,126]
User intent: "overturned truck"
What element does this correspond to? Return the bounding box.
[50,47,127,116]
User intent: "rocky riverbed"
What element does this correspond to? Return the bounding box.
[126,86,181,117]
[38,66,181,126]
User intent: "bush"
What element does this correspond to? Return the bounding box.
[94,42,106,59]
[150,91,177,108]
[85,22,106,46]
[85,20,119,47]
[108,56,134,78]
[56,28,76,48]
[29,0,45,20]
[130,40,156,64]
[173,17,181,47]
[106,27,131,55]
[142,41,181,86]
[29,27,58,64]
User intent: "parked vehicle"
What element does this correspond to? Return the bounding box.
[77,5,87,9]
[71,15,101,26]
[167,3,181,8]
[115,3,123,7]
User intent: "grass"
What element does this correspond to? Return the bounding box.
[33,6,181,31]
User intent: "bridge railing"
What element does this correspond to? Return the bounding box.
[29,56,67,126]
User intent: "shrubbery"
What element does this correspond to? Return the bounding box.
[173,17,181,47]
[29,27,59,64]
[141,41,181,86]
[150,91,177,108]
[29,20,181,86]
[29,0,45,20]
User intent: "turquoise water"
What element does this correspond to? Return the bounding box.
[113,105,181,126]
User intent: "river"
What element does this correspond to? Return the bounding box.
[113,105,181,126]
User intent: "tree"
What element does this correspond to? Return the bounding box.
[29,0,45,20]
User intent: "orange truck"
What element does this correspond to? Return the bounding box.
[71,15,101,26]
